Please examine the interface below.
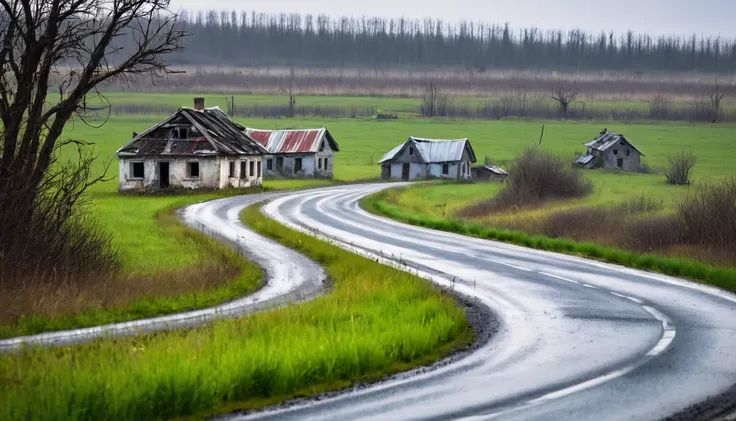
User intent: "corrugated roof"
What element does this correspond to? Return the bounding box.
[574,154,596,169]
[116,107,267,157]
[379,137,477,164]
[474,165,509,176]
[244,128,339,154]
[584,130,645,156]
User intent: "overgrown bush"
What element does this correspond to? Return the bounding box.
[677,177,736,246]
[496,147,593,206]
[665,150,696,185]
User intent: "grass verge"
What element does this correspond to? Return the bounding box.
[0,203,469,421]
[363,188,736,294]
[0,203,263,339]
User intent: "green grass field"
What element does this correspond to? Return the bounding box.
[0,204,468,421]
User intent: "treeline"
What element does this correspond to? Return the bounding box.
[168,10,736,73]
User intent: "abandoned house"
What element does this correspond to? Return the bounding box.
[379,137,477,181]
[471,165,509,181]
[244,128,340,178]
[116,98,268,191]
[574,129,645,171]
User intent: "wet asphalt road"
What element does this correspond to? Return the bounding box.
[3,183,734,421]
[217,183,736,421]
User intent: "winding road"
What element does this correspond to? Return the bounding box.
[3,183,735,421]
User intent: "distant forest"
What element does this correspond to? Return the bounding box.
[170,10,736,73]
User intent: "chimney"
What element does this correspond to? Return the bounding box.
[193,97,205,111]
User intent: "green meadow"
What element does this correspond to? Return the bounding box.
[0,204,468,421]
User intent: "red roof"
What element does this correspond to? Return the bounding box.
[245,128,339,154]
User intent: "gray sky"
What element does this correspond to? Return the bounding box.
[170,0,736,38]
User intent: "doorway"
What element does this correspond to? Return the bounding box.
[616,158,623,169]
[159,162,170,188]
[402,163,410,180]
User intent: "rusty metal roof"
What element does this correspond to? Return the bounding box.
[584,130,645,156]
[244,128,339,154]
[116,107,267,157]
[379,137,477,164]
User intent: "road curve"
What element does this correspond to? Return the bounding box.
[0,193,325,352]
[213,183,736,421]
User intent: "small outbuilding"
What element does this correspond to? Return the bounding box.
[116,98,267,191]
[471,165,509,181]
[379,137,476,181]
[244,128,339,178]
[574,129,645,171]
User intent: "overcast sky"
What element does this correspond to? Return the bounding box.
[169,0,735,38]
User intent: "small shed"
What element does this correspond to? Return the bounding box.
[379,137,476,181]
[574,129,645,171]
[116,98,267,191]
[471,165,509,181]
[244,128,339,178]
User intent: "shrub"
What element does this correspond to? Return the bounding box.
[497,147,593,206]
[677,177,736,246]
[665,150,696,185]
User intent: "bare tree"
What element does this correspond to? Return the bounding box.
[0,0,184,281]
[710,79,725,123]
[551,84,577,119]
[665,150,696,185]
[420,78,449,118]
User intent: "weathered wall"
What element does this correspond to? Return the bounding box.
[263,151,335,178]
[119,156,264,191]
[389,162,427,180]
[218,156,263,188]
[601,143,641,172]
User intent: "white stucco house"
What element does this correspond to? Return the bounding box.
[244,127,340,178]
[379,137,477,181]
[116,98,268,191]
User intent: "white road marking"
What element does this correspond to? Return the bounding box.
[539,272,579,284]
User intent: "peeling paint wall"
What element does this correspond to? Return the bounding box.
[263,149,334,179]
[218,156,263,188]
[119,156,262,191]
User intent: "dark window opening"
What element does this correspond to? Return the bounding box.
[131,162,144,178]
[228,161,235,178]
[257,160,262,177]
[613,150,618,155]
[267,158,273,170]
[276,157,284,171]
[249,161,255,177]
[240,161,246,179]
[324,157,329,169]
[173,127,189,139]
[187,161,200,178]
[295,157,303,172]
[620,140,625,145]
[626,150,630,156]
[617,158,624,168]
[409,146,414,156]
[318,158,322,169]
[442,164,449,175]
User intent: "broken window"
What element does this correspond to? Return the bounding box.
[613,150,618,155]
[295,157,303,172]
[228,161,235,178]
[172,127,189,139]
[131,162,144,179]
[267,158,273,170]
[187,161,200,178]
[257,161,262,178]
[442,164,449,175]
[240,161,246,179]
[249,161,255,177]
